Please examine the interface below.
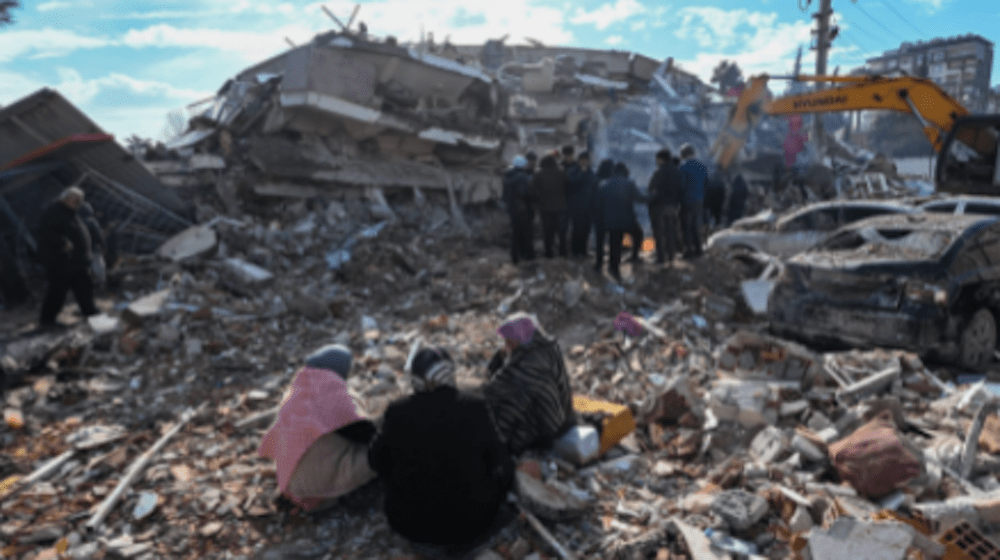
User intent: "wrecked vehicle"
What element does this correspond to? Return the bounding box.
[769,213,1000,370]
[920,195,1000,216]
[706,200,914,258]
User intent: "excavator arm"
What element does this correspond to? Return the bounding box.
[712,74,971,171]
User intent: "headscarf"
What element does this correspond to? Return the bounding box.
[497,313,540,345]
[409,346,456,392]
[614,312,643,336]
[258,343,366,505]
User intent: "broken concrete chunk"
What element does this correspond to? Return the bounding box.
[220,258,274,292]
[87,313,120,335]
[515,470,587,522]
[788,506,813,533]
[121,288,171,326]
[132,491,158,521]
[66,424,127,450]
[711,489,769,532]
[749,426,788,464]
[156,224,218,262]
[807,518,914,560]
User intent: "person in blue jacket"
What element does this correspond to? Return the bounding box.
[679,144,707,258]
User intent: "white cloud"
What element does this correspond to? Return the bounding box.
[98,1,297,20]
[606,35,624,46]
[669,8,815,84]
[571,0,647,31]
[54,68,210,106]
[302,1,574,45]
[121,24,319,62]
[37,1,74,12]
[631,21,647,32]
[0,28,111,62]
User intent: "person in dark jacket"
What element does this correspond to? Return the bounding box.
[596,163,648,281]
[647,149,682,265]
[679,144,707,258]
[530,155,568,258]
[484,314,576,455]
[501,156,535,264]
[704,171,726,230]
[370,347,514,553]
[727,172,749,225]
[524,151,539,254]
[592,159,615,273]
[560,144,575,171]
[37,187,99,327]
[565,151,596,259]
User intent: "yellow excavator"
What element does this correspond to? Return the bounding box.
[711,74,1000,194]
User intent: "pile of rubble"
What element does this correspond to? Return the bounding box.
[2,187,1000,560]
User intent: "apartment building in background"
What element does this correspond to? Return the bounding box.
[855,34,994,113]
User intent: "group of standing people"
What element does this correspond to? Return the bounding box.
[259,313,576,557]
[502,143,749,282]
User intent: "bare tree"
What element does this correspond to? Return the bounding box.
[710,60,745,94]
[0,1,21,27]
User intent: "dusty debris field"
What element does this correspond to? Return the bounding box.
[2,196,1000,560]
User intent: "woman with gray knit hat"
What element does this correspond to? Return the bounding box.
[258,344,376,512]
[369,346,513,554]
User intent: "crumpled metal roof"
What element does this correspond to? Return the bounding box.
[0,88,190,216]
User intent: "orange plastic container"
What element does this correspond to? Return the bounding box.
[573,395,636,454]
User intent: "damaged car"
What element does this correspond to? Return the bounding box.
[769,213,1000,370]
[706,200,914,258]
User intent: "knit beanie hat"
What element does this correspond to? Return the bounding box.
[304,344,353,378]
[410,347,456,392]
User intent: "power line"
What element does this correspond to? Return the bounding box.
[840,29,873,54]
[839,13,894,50]
[879,0,927,37]
[851,0,906,43]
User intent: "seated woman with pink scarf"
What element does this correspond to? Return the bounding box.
[257,344,376,512]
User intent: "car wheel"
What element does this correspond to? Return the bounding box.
[959,307,997,371]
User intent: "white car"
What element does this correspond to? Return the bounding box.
[706,201,914,258]
[920,196,1000,216]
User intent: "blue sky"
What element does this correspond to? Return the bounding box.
[0,0,996,141]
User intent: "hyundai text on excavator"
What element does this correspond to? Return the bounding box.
[711,74,1000,195]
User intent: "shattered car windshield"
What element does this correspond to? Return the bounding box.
[815,227,955,260]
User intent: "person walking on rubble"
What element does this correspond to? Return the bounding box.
[482,313,576,455]
[596,162,648,282]
[369,346,514,556]
[37,187,99,328]
[530,154,569,259]
[258,344,377,513]
[566,151,596,259]
[647,149,683,265]
[502,155,536,264]
[679,144,707,259]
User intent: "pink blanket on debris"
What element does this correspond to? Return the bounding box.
[257,366,367,502]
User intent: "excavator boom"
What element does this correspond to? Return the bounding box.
[712,74,971,172]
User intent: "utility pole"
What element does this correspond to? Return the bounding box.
[810,0,834,159]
